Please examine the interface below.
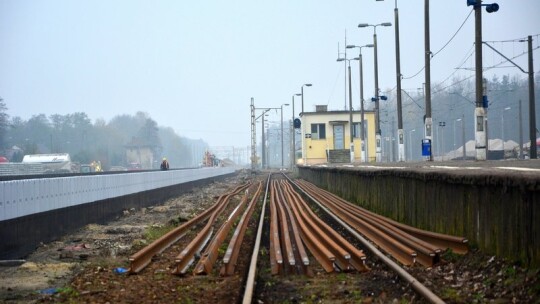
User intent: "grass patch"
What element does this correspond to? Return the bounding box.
[441,249,461,263]
[144,224,176,243]
[441,287,466,302]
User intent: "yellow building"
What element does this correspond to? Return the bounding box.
[299,105,376,164]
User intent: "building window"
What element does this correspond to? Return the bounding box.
[311,123,326,140]
[353,122,360,138]
[353,122,366,138]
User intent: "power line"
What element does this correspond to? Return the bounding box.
[402,9,473,80]
[483,34,540,44]
[432,9,474,58]
[432,45,475,92]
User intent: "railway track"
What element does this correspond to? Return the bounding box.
[57,172,471,303]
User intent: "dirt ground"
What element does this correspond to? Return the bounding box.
[0,173,539,303]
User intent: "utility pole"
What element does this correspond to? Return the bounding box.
[462,114,466,160]
[348,62,355,163]
[424,0,433,161]
[482,34,535,159]
[261,115,266,169]
[394,1,404,162]
[250,98,256,171]
[528,35,537,159]
[468,0,499,160]
[519,99,524,159]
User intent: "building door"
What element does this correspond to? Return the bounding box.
[333,124,345,149]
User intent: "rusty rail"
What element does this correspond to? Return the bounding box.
[171,183,250,275]
[269,180,284,274]
[129,193,223,273]
[242,174,271,304]
[268,175,368,273]
[296,179,468,264]
[282,180,367,272]
[193,193,249,275]
[273,179,309,274]
[287,175,445,304]
[296,180,417,266]
[221,181,263,276]
[297,181,434,266]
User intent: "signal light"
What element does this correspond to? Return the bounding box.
[293,118,301,129]
[486,3,499,13]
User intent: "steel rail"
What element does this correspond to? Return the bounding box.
[242,174,271,304]
[287,176,445,304]
[297,181,439,267]
[283,182,349,271]
[274,179,309,272]
[172,183,250,274]
[276,180,310,267]
[282,180,368,272]
[272,180,296,268]
[221,181,263,276]
[128,193,224,273]
[298,180,467,255]
[269,180,283,274]
[194,192,249,275]
[296,180,417,266]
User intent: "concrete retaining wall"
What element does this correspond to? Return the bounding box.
[298,166,540,267]
[0,171,235,259]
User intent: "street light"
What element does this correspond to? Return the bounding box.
[374,0,405,162]
[301,83,312,165]
[256,107,281,169]
[301,83,312,114]
[347,43,374,162]
[438,121,446,159]
[358,22,392,162]
[454,118,462,159]
[281,103,290,169]
[501,106,511,159]
[337,58,355,163]
[408,129,416,161]
[291,93,301,169]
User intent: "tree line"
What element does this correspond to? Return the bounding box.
[0,102,207,169]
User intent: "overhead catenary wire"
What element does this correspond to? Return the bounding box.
[402,9,474,80]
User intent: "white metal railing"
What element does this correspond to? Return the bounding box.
[0,167,234,221]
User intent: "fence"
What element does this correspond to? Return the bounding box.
[0,167,234,222]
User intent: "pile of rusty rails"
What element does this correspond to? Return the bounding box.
[128,181,263,275]
[269,175,368,274]
[293,179,468,267]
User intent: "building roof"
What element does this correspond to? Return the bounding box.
[300,109,375,117]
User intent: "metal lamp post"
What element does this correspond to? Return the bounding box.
[301,83,312,165]
[281,103,290,169]
[347,44,374,162]
[438,121,446,160]
[374,0,405,162]
[408,129,416,161]
[501,106,511,159]
[358,22,392,162]
[454,118,462,159]
[255,107,281,169]
[291,93,301,169]
[337,58,355,163]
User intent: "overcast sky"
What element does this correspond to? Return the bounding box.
[1,0,539,148]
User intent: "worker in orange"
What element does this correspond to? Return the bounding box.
[160,157,170,170]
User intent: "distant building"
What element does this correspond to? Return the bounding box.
[125,137,160,170]
[299,106,376,164]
